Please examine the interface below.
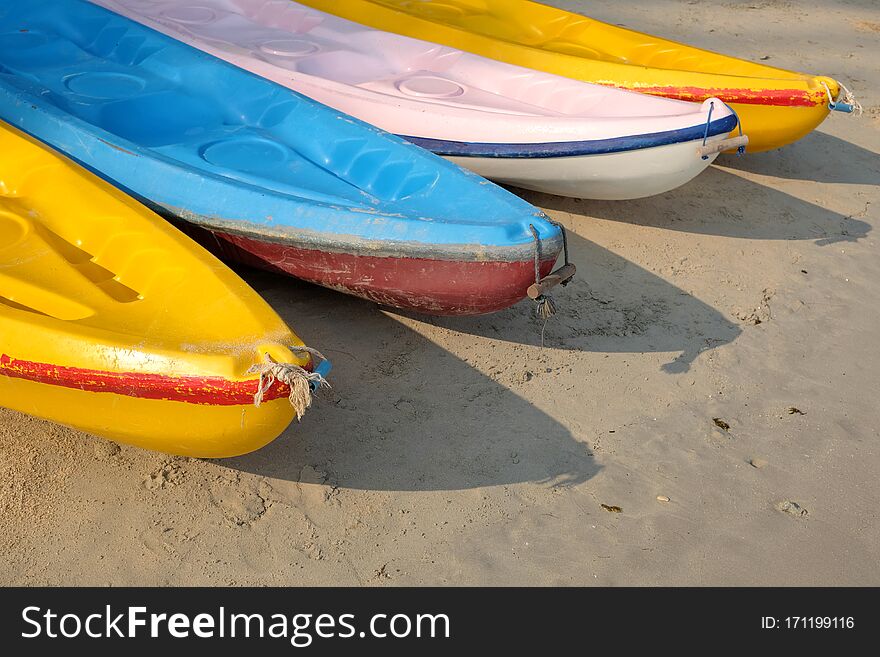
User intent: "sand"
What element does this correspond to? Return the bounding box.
[2,0,879,586]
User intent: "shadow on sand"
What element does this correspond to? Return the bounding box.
[530,164,871,244]
[222,271,601,492]
[716,130,880,187]
[418,157,869,369]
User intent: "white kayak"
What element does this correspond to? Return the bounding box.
[91,0,748,200]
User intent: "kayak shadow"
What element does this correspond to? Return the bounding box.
[405,227,742,374]
[531,164,871,245]
[425,154,869,368]
[222,269,600,492]
[716,130,880,186]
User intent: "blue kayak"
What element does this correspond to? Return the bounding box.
[0,0,566,315]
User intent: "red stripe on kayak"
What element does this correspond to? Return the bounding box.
[0,353,289,405]
[176,225,557,316]
[616,85,823,108]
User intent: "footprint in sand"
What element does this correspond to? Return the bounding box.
[144,462,182,491]
[210,480,268,527]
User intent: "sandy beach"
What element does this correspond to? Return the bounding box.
[2,0,879,586]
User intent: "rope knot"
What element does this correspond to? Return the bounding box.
[534,294,558,320]
[248,346,330,421]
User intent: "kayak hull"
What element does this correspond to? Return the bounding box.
[0,121,312,458]
[0,360,294,458]
[716,102,831,155]
[445,136,729,200]
[176,222,558,316]
[299,0,845,152]
[601,82,837,153]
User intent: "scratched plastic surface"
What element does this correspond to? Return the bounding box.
[0,121,308,457]
[0,0,555,252]
[90,0,736,149]
[298,0,844,151]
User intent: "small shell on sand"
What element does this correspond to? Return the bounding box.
[777,500,809,517]
[656,495,671,503]
[713,418,731,431]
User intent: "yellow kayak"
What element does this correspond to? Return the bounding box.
[0,122,324,458]
[300,0,856,152]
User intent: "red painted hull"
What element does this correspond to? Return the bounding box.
[628,85,822,108]
[0,354,289,406]
[182,225,558,316]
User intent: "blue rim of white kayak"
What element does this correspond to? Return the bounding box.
[402,114,739,159]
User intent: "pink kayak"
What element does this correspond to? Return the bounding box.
[91,0,747,200]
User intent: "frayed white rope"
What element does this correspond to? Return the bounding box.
[248,346,330,421]
[840,82,863,116]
